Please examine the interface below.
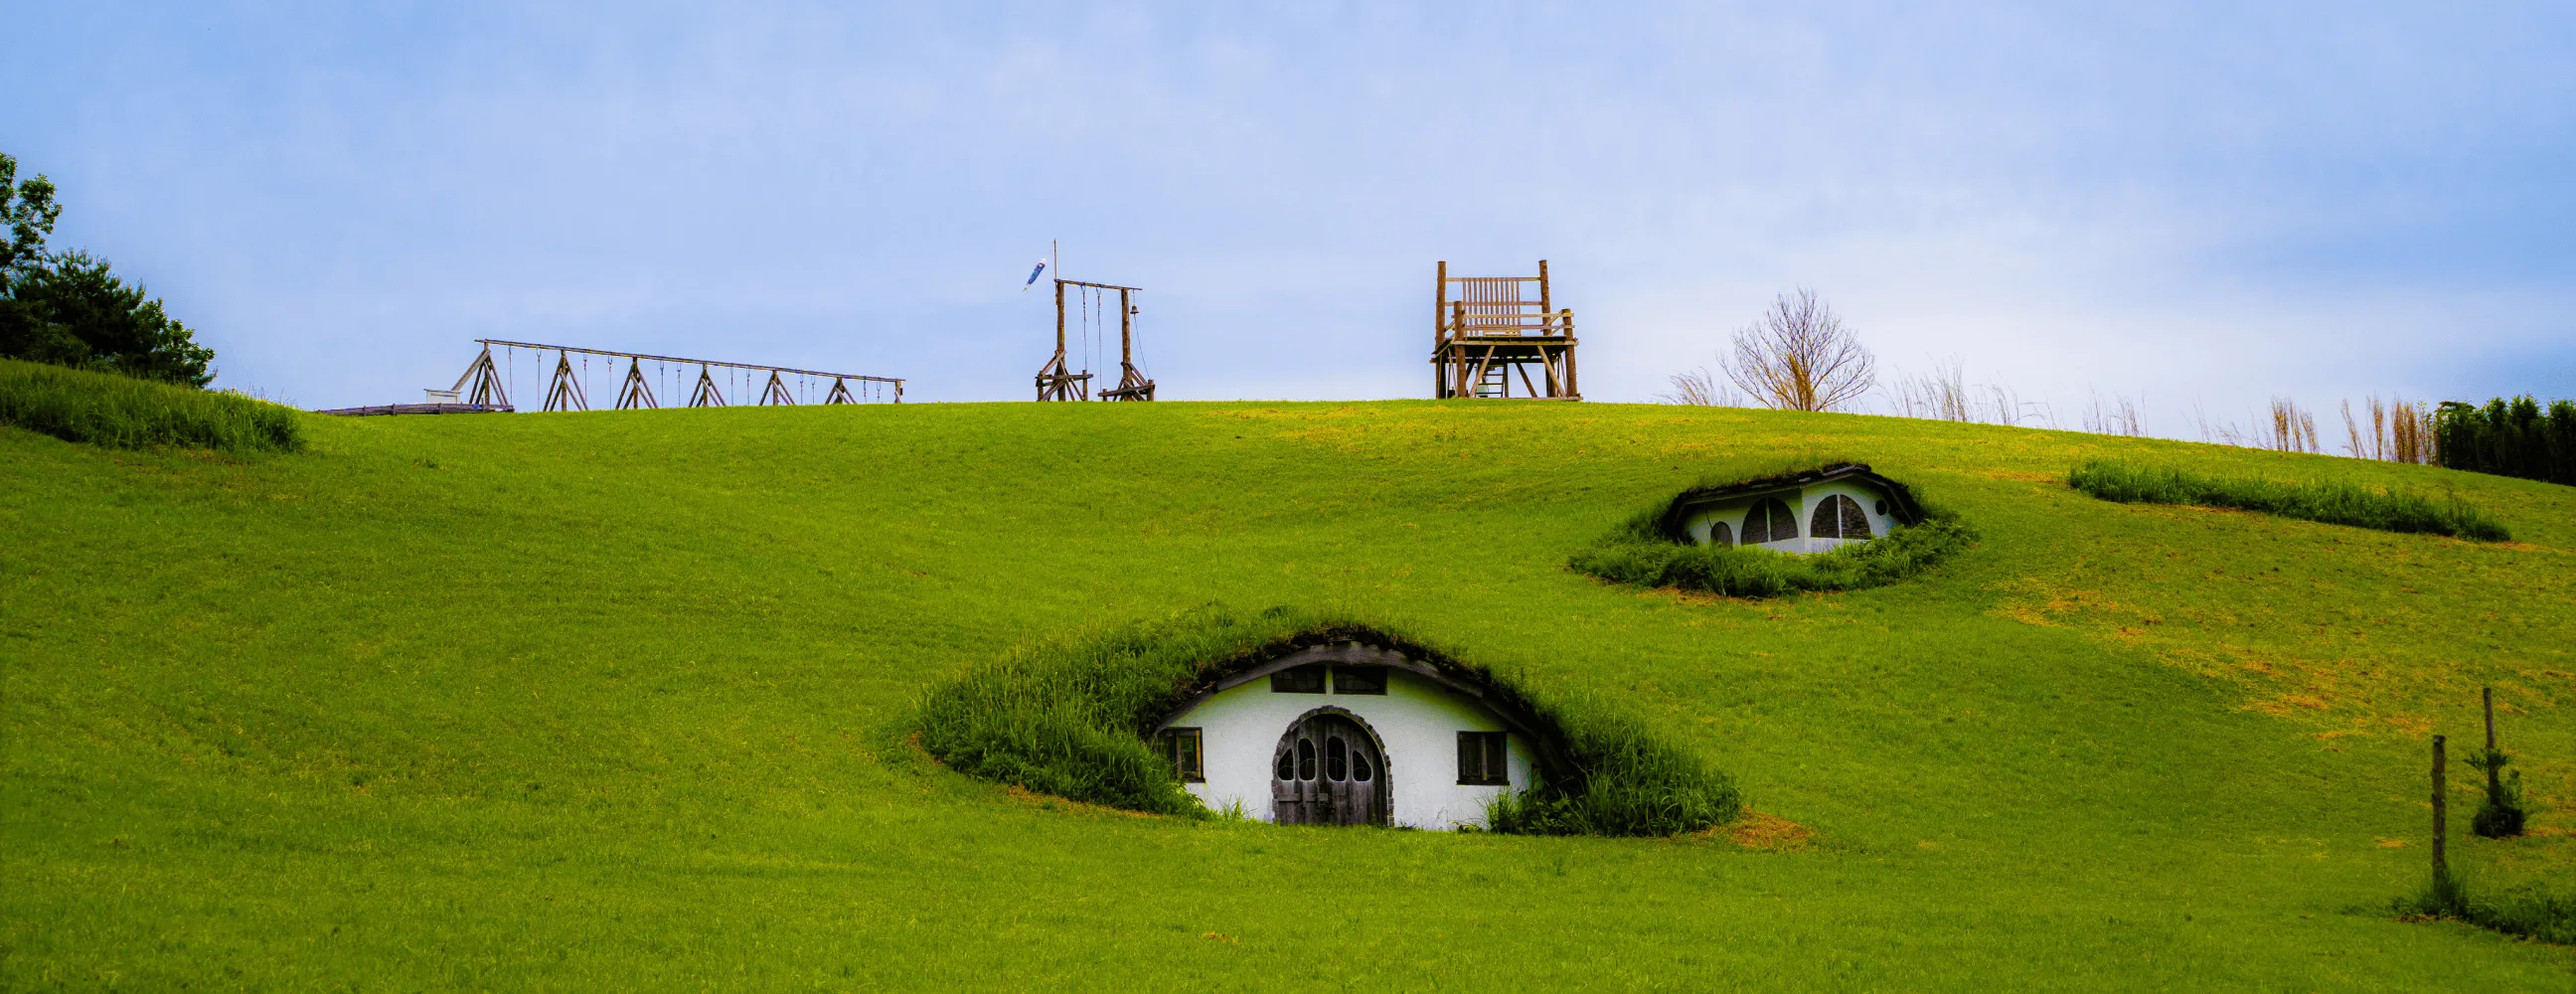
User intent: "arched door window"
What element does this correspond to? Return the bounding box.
[1271,712,1387,826]
[1740,498,1799,544]
[1810,494,1874,540]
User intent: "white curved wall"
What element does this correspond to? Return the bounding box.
[1171,668,1532,830]
[1680,479,1900,554]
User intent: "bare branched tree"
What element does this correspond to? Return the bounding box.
[1724,289,1876,412]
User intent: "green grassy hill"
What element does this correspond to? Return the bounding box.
[4,401,2571,990]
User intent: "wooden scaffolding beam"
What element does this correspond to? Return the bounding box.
[454,339,902,414]
[614,359,659,410]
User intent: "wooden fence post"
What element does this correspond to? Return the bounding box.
[2431,734,2449,888]
[2483,687,2502,800]
[2484,687,2497,750]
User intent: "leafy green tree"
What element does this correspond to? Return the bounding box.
[2,153,60,273]
[1,152,218,388]
[7,251,217,387]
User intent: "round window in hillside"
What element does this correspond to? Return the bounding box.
[1707,521,1734,547]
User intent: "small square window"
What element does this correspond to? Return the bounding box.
[1456,731,1510,785]
[1158,728,1205,782]
[1270,665,1325,694]
[1332,666,1386,695]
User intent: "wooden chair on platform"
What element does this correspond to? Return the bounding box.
[1431,260,1578,400]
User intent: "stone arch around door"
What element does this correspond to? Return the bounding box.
[1269,705,1392,826]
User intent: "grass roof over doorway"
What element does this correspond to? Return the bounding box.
[913,605,1741,836]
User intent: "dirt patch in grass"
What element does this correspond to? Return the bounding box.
[1714,809,1816,852]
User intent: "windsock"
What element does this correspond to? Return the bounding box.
[1022,258,1047,289]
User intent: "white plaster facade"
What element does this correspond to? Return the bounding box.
[1677,476,1903,554]
[1158,646,1537,830]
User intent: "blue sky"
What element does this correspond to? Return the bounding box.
[8,3,2571,435]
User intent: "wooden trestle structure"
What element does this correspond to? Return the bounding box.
[1038,278,1155,402]
[451,339,902,413]
[1431,260,1578,400]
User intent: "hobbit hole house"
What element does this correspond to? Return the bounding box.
[1663,463,1921,554]
[1151,640,1566,829]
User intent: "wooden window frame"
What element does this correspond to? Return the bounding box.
[1456,731,1510,785]
[1811,493,1874,541]
[1159,727,1206,783]
[1839,494,1873,539]
[1269,664,1326,694]
[1331,665,1387,695]
[1741,497,1797,544]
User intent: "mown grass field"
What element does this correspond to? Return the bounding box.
[4,400,2572,991]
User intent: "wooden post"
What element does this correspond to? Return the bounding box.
[1537,259,1551,320]
[1451,301,1468,398]
[2484,687,2496,750]
[2483,686,2503,801]
[2432,735,2449,887]
[1563,316,1578,399]
[1119,287,1133,371]
[1434,261,1448,398]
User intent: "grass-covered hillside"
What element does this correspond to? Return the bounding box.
[4,401,2571,990]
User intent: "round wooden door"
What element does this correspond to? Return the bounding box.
[1270,713,1387,826]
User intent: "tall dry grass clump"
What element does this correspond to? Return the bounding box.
[1884,359,2049,427]
[1889,359,1976,422]
[2267,398,2321,453]
[1659,367,1738,407]
[2083,392,2146,437]
[0,357,302,454]
[2341,396,2438,464]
